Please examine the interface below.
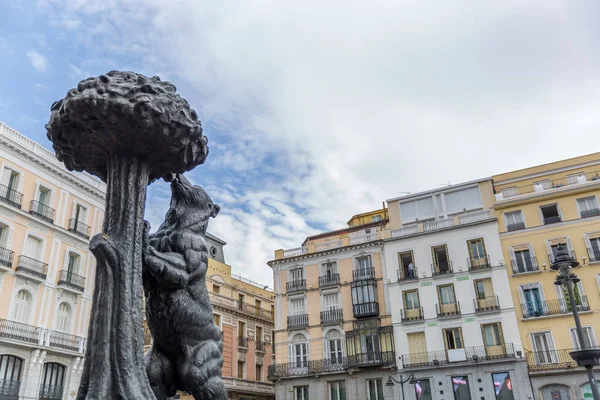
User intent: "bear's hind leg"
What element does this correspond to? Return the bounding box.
[177,340,227,400]
[145,347,176,400]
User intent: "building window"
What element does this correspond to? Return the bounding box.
[351,281,377,305]
[399,197,435,223]
[294,386,309,400]
[540,204,561,225]
[371,215,382,223]
[541,385,570,400]
[397,251,415,279]
[367,379,384,400]
[431,245,451,274]
[289,334,308,370]
[212,284,220,294]
[444,187,482,214]
[323,261,338,276]
[481,323,504,347]
[256,326,263,345]
[255,364,263,381]
[356,255,372,271]
[255,299,262,310]
[40,362,66,399]
[56,302,71,332]
[0,355,23,389]
[570,326,597,350]
[581,383,600,399]
[512,246,536,273]
[12,290,31,323]
[443,328,463,350]
[0,224,8,248]
[237,360,245,379]
[325,329,344,364]
[567,173,585,184]
[578,196,600,218]
[491,372,513,400]
[65,252,81,281]
[504,210,525,231]
[238,321,246,339]
[403,290,420,310]
[323,293,339,311]
[1,167,21,204]
[467,238,488,269]
[23,235,43,261]
[329,380,346,400]
[213,313,221,327]
[291,268,304,281]
[290,298,306,316]
[451,376,472,400]
[521,284,544,317]
[437,284,457,315]
[414,379,432,400]
[531,331,557,364]
[239,293,245,304]
[534,179,552,190]
[587,234,600,262]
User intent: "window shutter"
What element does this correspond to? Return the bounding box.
[570,328,580,349]
[288,344,293,365]
[1,169,11,186]
[566,237,573,252]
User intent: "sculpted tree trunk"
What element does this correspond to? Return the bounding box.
[46,71,209,399]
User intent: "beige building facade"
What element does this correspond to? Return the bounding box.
[0,121,105,400]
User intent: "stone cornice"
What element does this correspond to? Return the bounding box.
[268,240,383,267]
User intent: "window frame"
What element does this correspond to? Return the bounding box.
[328,380,346,400]
[577,195,600,216]
[504,210,525,230]
[443,327,464,350]
[366,378,384,400]
[451,375,472,400]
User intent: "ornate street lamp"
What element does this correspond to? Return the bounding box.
[386,374,416,400]
[551,244,600,400]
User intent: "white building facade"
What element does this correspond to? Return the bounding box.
[383,179,534,400]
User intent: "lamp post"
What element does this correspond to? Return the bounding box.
[551,244,600,400]
[386,374,415,400]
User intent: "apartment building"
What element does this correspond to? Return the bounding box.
[144,233,276,400]
[268,209,394,400]
[384,179,532,400]
[492,153,600,400]
[0,121,105,399]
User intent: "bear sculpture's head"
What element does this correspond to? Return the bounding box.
[159,173,220,235]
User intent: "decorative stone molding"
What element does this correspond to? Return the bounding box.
[255,354,264,365]
[30,349,47,368]
[54,232,87,249]
[27,221,51,235]
[15,276,42,291]
[247,329,255,341]
[58,289,80,303]
[0,208,16,220]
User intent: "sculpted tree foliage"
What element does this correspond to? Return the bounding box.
[46,71,209,399]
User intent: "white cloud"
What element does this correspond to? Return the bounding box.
[41,0,600,285]
[26,50,47,72]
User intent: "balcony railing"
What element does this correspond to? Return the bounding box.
[423,218,454,232]
[581,208,600,218]
[287,314,309,329]
[347,350,395,368]
[0,379,20,397]
[588,246,600,262]
[431,261,453,276]
[238,302,274,321]
[268,358,346,379]
[543,215,562,225]
[353,267,375,281]
[0,318,85,353]
[47,330,82,352]
[458,210,493,224]
[319,273,340,288]
[521,296,589,319]
[526,348,580,370]
[349,232,378,245]
[0,184,23,208]
[321,309,343,324]
[0,318,40,343]
[29,200,55,224]
[402,343,514,368]
[467,255,491,270]
[398,266,418,281]
[548,250,576,265]
[353,302,379,318]
[391,225,418,238]
[401,307,424,322]
[68,218,90,239]
[511,256,539,274]
[436,302,461,317]
[315,240,342,252]
[39,383,64,400]
[256,340,266,352]
[16,255,47,280]
[474,296,500,312]
[57,270,85,292]
[238,337,249,348]
[283,247,308,257]
[286,279,306,293]
[507,222,526,232]
[0,246,14,269]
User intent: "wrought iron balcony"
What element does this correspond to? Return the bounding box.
[401,307,424,322]
[548,250,576,265]
[68,218,90,239]
[238,302,274,321]
[521,296,589,318]
[431,261,453,276]
[402,343,515,368]
[581,208,600,218]
[29,200,55,224]
[256,340,266,352]
[0,318,85,353]
[39,383,64,400]
[473,296,500,312]
[347,350,395,368]
[436,302,461,317]
[0,379,20,398]
[507,222,526,232]
[398,266,418,281]
[57,270,85,292]
[321,309,343,324]
[238,337,249,348]
[0,318,40,343]
[353,302,379,318]
[543,215,562,225]
[16,255,47,280]
[467,255,491,271]
[526,348,582,370]
[588,246,600,262]
[510,256,539,274]
[286,279,306,293]
[0,184,23,209]
[287,314,309,329]
[353,267,375,281]
[267,358,346,379]
[319,273,340,288]
[0,246,14,269]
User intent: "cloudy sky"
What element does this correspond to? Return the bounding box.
[1,1,599,285]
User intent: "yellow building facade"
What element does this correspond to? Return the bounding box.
[269,209,394,400]
[0,121,105,400]
[492,153,600,400]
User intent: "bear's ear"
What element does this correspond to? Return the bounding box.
[210,203,220,218]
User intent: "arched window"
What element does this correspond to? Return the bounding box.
[541,384,571,400]
[55,303,71,332]
[289,333,308,370]
[12,290,31,323]
[0,354,23,398]
[581,383,600,399]
[325,329,344,364]
[39,362,66,400]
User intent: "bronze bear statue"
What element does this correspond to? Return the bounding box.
[142,173,227,400]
